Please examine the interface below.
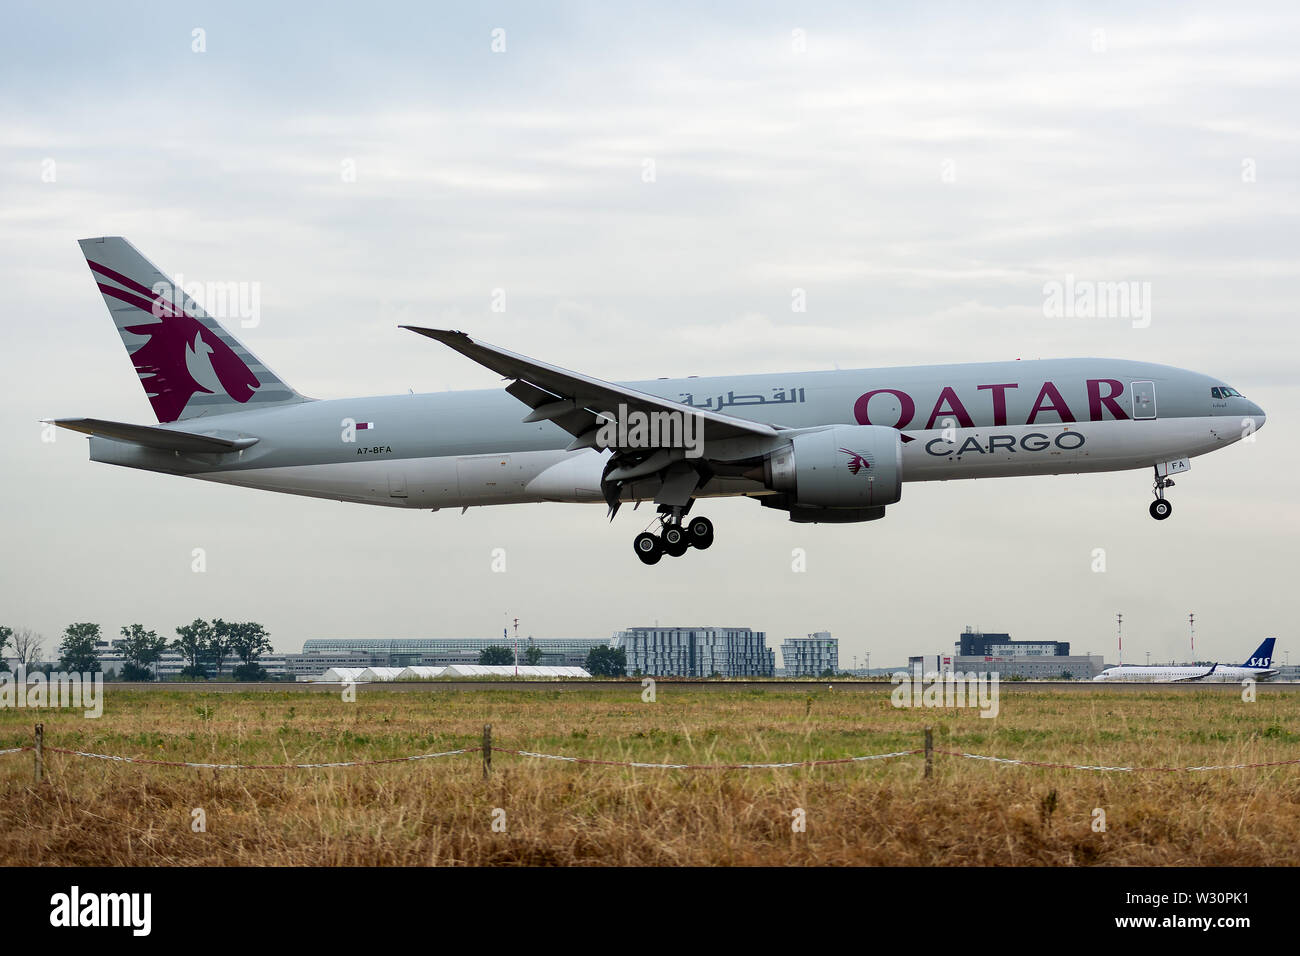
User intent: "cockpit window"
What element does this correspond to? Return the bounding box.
[1212,386,1244,399]
[1211,387,1222,399]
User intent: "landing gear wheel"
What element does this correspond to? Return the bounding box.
[1149,499,1172,520]
[686,516,714,550]
[662,525,689,557]
[634,532,663,564]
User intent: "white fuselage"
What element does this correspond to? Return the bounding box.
[187,414,1248,510]
[1093,665,1278,683]
[85,357,1265,512]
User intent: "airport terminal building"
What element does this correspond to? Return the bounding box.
[286,637,613,677]
[83,639,295,680]
[909,627,1104,679]
[910,653,1105,680]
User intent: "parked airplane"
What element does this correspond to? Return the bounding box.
[1092,638,1279,682]
[52,238,1267,564]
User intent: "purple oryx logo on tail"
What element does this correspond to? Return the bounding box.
[88,260,260,422]
[840,447,872,475]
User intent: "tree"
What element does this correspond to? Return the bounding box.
[173,619,214,680]
[478,645,514,665]
[524,645,543,666]
[58,622,100,672]
[231,621,272,680]
[229,622,272,666]
[11,628,43,669]
[208,618,235,677]
[118,623,168,682]
[229,622,273,681]
[0,626,10,673]
[233,661,268,681]
[585,646,627,677]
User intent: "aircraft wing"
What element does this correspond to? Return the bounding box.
[403,327,788,516]
[402,327,782,446]
[1171,663,1218,682]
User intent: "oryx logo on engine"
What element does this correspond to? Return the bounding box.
[839,447,872,475]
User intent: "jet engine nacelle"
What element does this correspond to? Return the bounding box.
[763,424,903,510]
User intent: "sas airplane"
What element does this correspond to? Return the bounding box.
[1093,638,1279,683]
[51,238,1267,564]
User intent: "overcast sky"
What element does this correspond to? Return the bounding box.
[2,1,1296,667]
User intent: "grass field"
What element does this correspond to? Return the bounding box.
[1,685,1297,865]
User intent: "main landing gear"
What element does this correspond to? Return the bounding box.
[633,513,714,565]
[1150,468,1174,520]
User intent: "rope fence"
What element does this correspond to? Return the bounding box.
[5,725,1298,780]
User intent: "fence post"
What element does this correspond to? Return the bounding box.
[482,724,491,779]
[34,723,43,785]
[924,725,933,780]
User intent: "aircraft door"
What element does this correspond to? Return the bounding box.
[1130,381,1157,420]
[457,454,517,500]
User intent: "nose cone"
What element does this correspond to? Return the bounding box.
[1246,401,1266,432]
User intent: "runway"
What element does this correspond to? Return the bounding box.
[98,679,1300,694]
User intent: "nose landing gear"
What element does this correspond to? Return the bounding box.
[632,510,715,564]
[1150,469,1174,520]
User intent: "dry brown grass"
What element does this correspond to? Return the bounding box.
[1,685,1297,865]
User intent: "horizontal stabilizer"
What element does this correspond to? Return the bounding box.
[47,418,259,454]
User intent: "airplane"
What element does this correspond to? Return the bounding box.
[1092,638,1279,682]
[50,238,1267,565]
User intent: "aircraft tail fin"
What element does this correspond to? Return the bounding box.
[78,237,309,423]
[1242,638,1276,669]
